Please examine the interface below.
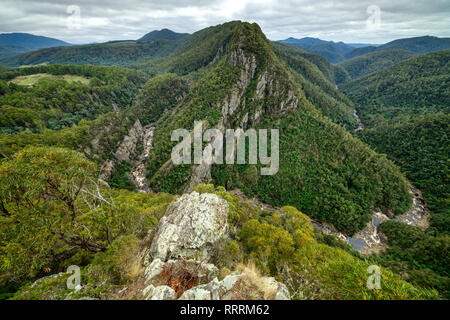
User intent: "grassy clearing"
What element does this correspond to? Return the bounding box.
[9,73,90,86]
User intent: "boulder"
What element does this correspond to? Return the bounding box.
[148,285,176,300]
[150,192,229,261]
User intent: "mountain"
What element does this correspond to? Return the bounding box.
[342,50,450,121]
[341,50,450,297]
[0,39,179,67]
[272,42,356,129]
[0,33,71,58]
[138,28,189,41]
[342,50,449,214]
[377,36,450,54]
[280,35,450,64]
[338,49,416,79]
[345,36,450,60]
[278,37,356,63]
[136,22,411,235]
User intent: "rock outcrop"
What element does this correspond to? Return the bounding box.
[142,191,291,300]
[149,191,229,261]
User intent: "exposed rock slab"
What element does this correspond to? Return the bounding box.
[150,192,229,261]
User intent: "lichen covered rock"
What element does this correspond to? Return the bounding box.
[149,191,229,260]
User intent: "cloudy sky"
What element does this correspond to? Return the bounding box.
[1,0,449,44]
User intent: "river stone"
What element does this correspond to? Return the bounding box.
[150,192,229,261]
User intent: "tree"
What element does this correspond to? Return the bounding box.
[0,146,104,280]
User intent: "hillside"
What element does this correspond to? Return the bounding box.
[342,50,450,228]
[378,36,450,54]
[341,51,449,297]
[345,36,450,61]
[0,33,71,58]
[342,50,450,125]
[0,39,179,67]
[139,22,411,235]
[139,29,189,41]
[272,42,357,129]
[339,49,416,79]
[0,64,146,134]
[278,37,355,63]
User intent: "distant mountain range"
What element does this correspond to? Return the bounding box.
[2,30,449,69]
[279,35,450,63]
[0,29,191,66]
[0,33,71,58]
[278,37,371,63]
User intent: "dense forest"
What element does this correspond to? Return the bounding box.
[338,49,416,80]
[0,64,146,134]
[0,39,180,67]
[342,50,449,298]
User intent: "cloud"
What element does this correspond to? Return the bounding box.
[0,0,449,44]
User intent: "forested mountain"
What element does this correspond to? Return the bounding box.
[342,50,449,219]
[342,50,450,122]
[139,22,411,235]
[377,36,450,54]
[339,49,416,79]
[342,51,450,297]
[0,21,447,301]
[138,28,189,41]
[272,42,356,129]
[0,64,146,134]
[0,33,71,58]
[344,36,450,62]
[280,35,450,66]
[278,37,356,63]
[0,39,179,67]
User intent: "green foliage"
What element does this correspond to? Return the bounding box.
[0,145,175,283]
[342,50,450,127]
[89,235,140,284]
[273,42,357,130]
[0,40,178,67]
[273,42,351,84]
[370,220,450,298]
[0,64,146,133]
[0,111,136,163]
[342,50,449,299]
[200,185,438,299]
[145,21,412,234]
[132,73,189,126]
[339,49,416,80]
[359,114,449,232]
[0,146,97,280]
[109,161,135,191]
[139,21,241,75]
[213,108,411,234]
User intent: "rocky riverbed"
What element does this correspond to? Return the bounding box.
[312,183,429,255]
[130,125,154,193]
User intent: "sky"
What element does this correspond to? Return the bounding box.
[1,0,449,44]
